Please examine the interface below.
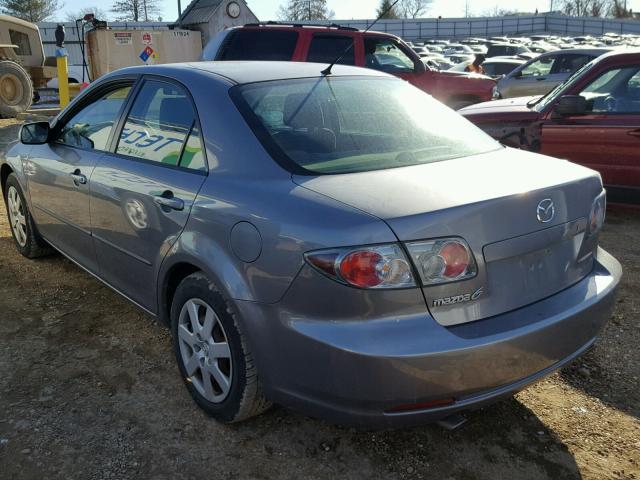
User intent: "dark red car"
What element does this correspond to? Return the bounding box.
[202,23,496,109]
[461,50,640,204]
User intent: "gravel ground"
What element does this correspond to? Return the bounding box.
[0,119,638,479]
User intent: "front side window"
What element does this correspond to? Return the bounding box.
[234,77,500,175]
[217,30,298,61]
[57,85,132,151]
[579,66,640,114]
[520,56,555,77]
[307,34,354,65]
[116,80,199,167]
[364,38,415,73]
[9,30,32,56]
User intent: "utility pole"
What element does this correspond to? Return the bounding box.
[308,0,312,20]
[550,0,554,12]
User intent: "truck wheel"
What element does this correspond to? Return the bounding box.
[0,61,33,118]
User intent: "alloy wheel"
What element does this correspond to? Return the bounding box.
[7,186,27,247]
[178,298,232,403]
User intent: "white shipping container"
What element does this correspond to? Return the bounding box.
[86,28,202,79]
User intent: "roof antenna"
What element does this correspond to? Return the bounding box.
[321,0,401,76]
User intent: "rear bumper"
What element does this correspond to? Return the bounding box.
[236,248,621,428]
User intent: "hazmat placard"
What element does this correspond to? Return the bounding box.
[139,46,154,62]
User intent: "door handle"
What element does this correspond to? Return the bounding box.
[536,77,547,81]
[154,192,184,211]
[70,169,87,186]
[628,129,640,138]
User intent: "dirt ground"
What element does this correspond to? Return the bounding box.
[0,119,638,480]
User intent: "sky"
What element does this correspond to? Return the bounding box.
[56,0,640,22]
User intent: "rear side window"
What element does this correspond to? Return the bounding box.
[307,35,354,65]
[116,80,204,169]
[217,30,298,61]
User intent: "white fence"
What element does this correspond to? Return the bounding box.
[305,13,640,40]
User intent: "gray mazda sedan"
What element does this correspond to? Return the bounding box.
[1,62,621,427]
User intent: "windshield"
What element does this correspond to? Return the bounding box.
[232,77,501,175]
[530,58,598,110]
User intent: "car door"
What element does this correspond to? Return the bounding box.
[26,81,134,271]
[541,65,640,197]
[505,54,557,97]
[89,77,207,312]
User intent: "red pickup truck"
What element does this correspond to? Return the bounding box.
[460,50,640,204]
[202,23,496,109]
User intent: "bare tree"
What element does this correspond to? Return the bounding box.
[398,0,432,18]
[610,0,632,17]
[277,0,334,21]
[464,0,471,17]
[111,0,160,22]
[64,6,108,21]
[559,0,610,16]
[0,0,60,22]
[482,6,518,16]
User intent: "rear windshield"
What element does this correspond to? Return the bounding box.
[232,77,500,175]
[217,30,298,61]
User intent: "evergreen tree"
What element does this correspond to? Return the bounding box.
[377,0,400,19]
[277,0,334,21]
[0,0,59,22]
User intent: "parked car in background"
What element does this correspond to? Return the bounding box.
[202,23,496,109]
[449,57,525,78]
[460,50,640,203]
[445,53,475,65]
[495,48,611,99]
[2,61,620,427]
[486,43,531,58]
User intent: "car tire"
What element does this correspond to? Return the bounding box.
[3,173,53,258]
[170,272,271,423]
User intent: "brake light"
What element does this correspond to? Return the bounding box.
[305,244,415,289]
[405,238,477,286]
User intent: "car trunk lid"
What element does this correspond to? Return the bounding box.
[293,148,602,326]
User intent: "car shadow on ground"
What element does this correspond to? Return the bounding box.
[559,344,640,421]
[232,396,583,479]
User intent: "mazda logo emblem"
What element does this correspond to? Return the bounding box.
[536,199,555,223]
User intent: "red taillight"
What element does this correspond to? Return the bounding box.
[305,244,415,289]
[339,250,384,288]
[440,242,470,278]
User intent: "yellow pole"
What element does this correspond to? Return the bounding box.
[56,53,70,108]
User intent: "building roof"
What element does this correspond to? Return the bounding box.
[178,0,224,25]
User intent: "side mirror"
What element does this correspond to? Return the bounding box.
[554,95,587,116]
[20,122,50,145]
[414,60,426,73]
